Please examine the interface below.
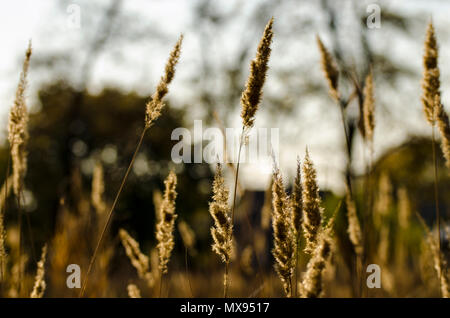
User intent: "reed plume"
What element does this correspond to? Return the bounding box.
[8,41,32,197]
[127,284,142,298]
[209,164,233,297]
[346,187,363,257]
[434,96,450,168]
[156,171,178,275]
[363,70,375,144]
[271,170,296,297]
[240,17,273,129]
[301,149,323,254]
[299,228,333,298]
[30,244,47,298]
[119,228,154,287]
[421,22,440,125]
[317,36,339,101]
[145,35,183,128]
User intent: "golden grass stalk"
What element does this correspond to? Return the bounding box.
[421,22,440,126]
[345,187,363,257]
[363,70,375,145]
[30,244,47,298]
[127,284,142,298]
[91,161,106,216]
[240,17,273,130]
[434,96,450,168]
[209,164,233,297]
[271,169,296,297]
[301,149,323,254]
[9,41,32,197]
[156,171,178,276]
[178,220,195,250]
[231,18,274,233]
[119,228,154,288]
[299,228,333,298]
[316,36,339,101]
[80,36,182,297]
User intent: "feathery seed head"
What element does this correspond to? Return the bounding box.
[301,149,323,254]
[300,228,334,298]
[91,161,106,216]
[240,18,274,130]
[209,164,233,264]
[156,171,178,275]
[317,36,339,101]
[145,35,183,128]
[345,188,363,257]
[271,170,296,297]
[9,42,32,196]
[30,244,47,298]
[363,70,375,144]
[421,22,440,125]
[119,228,154,287]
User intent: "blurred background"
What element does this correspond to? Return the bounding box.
[0,0,449,297]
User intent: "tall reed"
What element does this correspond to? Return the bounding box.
[80,35,183,297]
[232,17,274,225]
[421,22,442,291]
